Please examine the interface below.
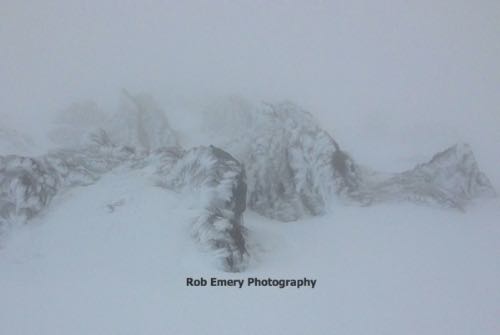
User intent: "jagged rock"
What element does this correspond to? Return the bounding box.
[0,144,137,231]
[150,145,248,272]
[0,155,59,228]
[1,139,248,271]
[356,143,497,210]
[205,99,495,220]
[1,93,496,272]
[3,93,247,271]
[206,100,362,221]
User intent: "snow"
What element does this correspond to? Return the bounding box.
[2,1,499,331]
[0,96,499,334]
[1,166,499,334]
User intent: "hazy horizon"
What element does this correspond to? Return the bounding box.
[2,0,499,184]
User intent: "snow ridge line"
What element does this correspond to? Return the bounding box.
[209,101,496,220]
[0,144,249,272]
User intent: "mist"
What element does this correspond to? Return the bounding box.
[2,2,500,334]
[2,0,499,183]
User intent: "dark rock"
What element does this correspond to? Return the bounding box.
[151,145,248,272]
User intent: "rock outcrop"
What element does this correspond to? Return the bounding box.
[1,94,496,272]
[1,93,248,271]
[206,101,363,221]
[150,145,248,271]
[355,143,497,210]
[0,144,136,232]
[205,99,496,220]
[0,141,248,271]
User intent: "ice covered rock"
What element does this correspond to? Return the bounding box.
[1,137,248,271]
[0,144,137,231]
[2,92,495,272]
[356,143,497,210]
[206,100,362,221]
[204,98,495,220]
[0,155,59,228]
[150,145,248,272]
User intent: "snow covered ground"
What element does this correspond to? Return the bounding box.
[2,1,499,333]
[1,166,499,334]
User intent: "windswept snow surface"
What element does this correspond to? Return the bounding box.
[1,167,499,334]
[1,96,498,334]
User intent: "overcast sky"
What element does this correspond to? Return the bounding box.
[1,0,499,179]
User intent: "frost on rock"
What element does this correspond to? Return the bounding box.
[0,155,59,229]
[0,143,137,231]
[1,132,248,271]
[1,92,248,272]
[1,92,496,271]
[207,100,362,221]
[206,99,495,220]
[150,145,248,272]
[355,143,497,210]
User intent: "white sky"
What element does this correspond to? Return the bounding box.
[1,0,499,181]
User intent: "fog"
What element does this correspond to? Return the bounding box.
[2,0,499,184]
[2,3,500,333]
